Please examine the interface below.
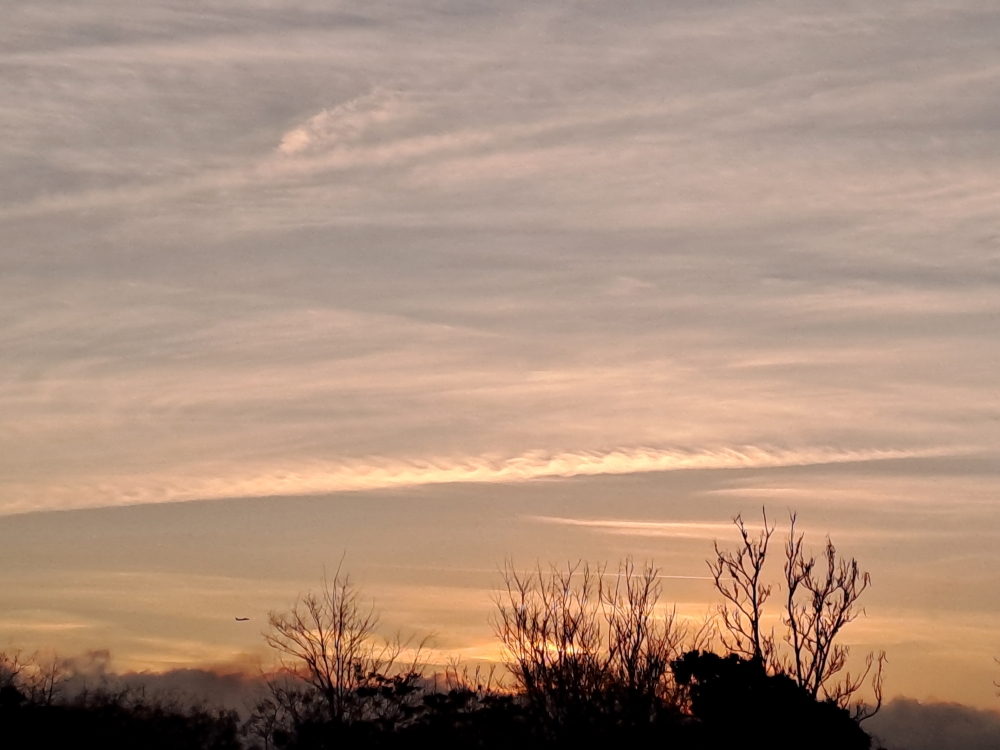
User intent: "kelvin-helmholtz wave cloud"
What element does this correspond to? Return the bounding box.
[0,443,939,514]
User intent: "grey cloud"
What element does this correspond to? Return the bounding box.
[55,651,266,715]
[867,698,1000,750]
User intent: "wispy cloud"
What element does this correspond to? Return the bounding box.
[527,513,963,543]
[277,90,409,156]
[528,516,736,540]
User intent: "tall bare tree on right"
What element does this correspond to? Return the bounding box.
[709,509,885,721]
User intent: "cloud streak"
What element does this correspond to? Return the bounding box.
[528,516,736,540]
[1,444,943,515]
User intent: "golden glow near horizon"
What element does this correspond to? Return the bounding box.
[2,0,999,715]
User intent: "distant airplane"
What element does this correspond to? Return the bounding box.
[235,617,250,622]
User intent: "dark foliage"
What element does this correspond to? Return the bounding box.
[260,652,876,750]
[0,684,241,750]
[674,651,872,750]
[267,689,690,750]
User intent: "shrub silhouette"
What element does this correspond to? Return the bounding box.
[491,558,699,739]
[674,650,872,750]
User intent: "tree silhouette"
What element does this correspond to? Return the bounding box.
[491,557,699,736]
[491,560,607,727]
[0,650,30,691]
[709,508,885,720]
[783,513,885,716]
[708,510,776,666]
[256,563,426,748]
[673,650,872,750]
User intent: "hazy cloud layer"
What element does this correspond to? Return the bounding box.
[3,0,1000,512]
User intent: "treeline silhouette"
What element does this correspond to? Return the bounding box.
[0,678,241,749]
[1,510,887,749]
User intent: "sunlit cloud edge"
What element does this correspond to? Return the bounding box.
[2,444,952,516]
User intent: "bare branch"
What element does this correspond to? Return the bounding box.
[782,514,876,704]
[708,509,775,665]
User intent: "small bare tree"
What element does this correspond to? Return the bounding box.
[441,658,500,696]
[492,560,606,721]
[708,510,776,666]
[0,650,30,691]
[28,654,66,706]
[246,674,323,750]
[0,649,67,706]
[263,564,423,725]
[492,558,694,727]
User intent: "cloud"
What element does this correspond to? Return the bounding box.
[277,89,408,156]
[867,698,1000,750]
[52,651,267,714]
[526,509,963,542]
[528,516,738,539]
[0,444,941,515]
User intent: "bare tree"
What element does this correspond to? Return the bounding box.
[0,649,66,705]
[0,649,30,691]
[601,559,688,704]
[845,651,886,722]
[492,558,695,727]
[441,658,500,696]
[709,509,886,721]
[708,510,776,666]
[492,560,606,721]
[27,654,66,706]
[263,563,423,725]
[246,674,322,750]
[783,514,884,716]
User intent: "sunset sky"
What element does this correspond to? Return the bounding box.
[2,0,999,710]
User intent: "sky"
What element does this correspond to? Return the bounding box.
[1,0,999,713]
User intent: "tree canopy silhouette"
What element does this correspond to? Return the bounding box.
[248,512,885,749]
